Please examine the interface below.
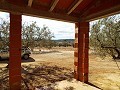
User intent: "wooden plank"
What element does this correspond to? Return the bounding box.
[28,0,33,7]
[67,0,83,15]
[0,1,79,23]
[81,0,120,21]
[0,0,4,2]
[84,5,120,21]
[49,0,59,12]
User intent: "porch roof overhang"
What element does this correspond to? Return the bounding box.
[0,0,120,22]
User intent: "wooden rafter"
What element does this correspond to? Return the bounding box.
[84,5,120,21]
[81,0,120,21]
[67,0,83,14]
[28,0,33,7]
[49,0,59,12]
[0,1,79,22]
[0,0,4,2]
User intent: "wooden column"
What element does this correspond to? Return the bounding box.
[74,22,89,83]
[9,13,22,89]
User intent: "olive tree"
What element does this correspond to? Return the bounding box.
[35,25,54,49]
[22,22,54,50]
[0,18,9,49]
[90,15,120,59]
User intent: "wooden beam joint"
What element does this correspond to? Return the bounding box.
[67,0,83,15]
[81,0,120,21]
[0,1,79,22]
[28,0,33,7]
[49,0,59,12]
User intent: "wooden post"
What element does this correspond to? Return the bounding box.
[74,22,89,83]
[9,13,22,89]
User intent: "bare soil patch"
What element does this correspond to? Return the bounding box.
[89,54,120,90]
[0,47,120,89]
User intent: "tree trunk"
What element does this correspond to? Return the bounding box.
[113,48,120,59]
[100,46,120,59]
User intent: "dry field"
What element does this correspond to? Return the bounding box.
[0,47,120,90]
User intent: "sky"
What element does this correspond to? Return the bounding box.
[0,11,75,40]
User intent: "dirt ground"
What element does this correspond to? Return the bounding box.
[0,47,120,89]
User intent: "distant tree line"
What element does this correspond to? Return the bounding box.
[22,22,54,51]
[0,18,74,51]
[0,18,54,51]
[55,40,74,47]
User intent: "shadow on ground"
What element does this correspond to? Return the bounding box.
[87,82,101,89]
[0,57,35,64]
[0,64,74,89]
[33,50,60,54]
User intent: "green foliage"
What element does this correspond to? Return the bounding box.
[0,18,55,50]
[22,22,55,50]
[90,14,120,59]
[35,25,54,49]
[0,18,9,49]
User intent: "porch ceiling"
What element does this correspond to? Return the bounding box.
[0,0,120,22]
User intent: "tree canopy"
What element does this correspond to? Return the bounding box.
[90,14,120,59]
[0,18,9,49]
[0,18,54,50]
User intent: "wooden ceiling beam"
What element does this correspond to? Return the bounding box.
[49,0,59,12]
[0,1,79,22]
[28,0,33,7]
[0,0,5,3]
[83,5,120,21]
[67,0,83,15]
[81,0,120,21]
